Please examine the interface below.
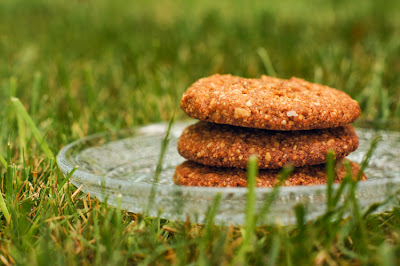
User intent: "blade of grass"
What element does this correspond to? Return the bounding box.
[313,66,323,84]
[8,77,17,98]
[257,165,294,224]
[326,161,359,223]
[16,103,26,164]
[10,97,54,158]
[268,231,281,266]
[146,114,175,214]
[6,137,13,203]
[234,155,258,264]
[356,59,385,120]
[30,72,42,117]
[378,242,394,266]
[57,166,79,192]
[0,190,11,224]
[257,47,277,77]
[356,134,381,181]
[283,232,293,266]
[0,151,6,168]
[294,203,306,237]
[244,155,258,238]
[331,166,352,208]
[335,134,380,215]
[198,193,222,266]
[83,64,96,108]
[349,177,368,257]
[362,201,387,219]
[335,136,381,258]
[93,205,102,264]
[324,134,381,249]
[7,78,17,134]
[326,150,335,212]
[379,87,390,120]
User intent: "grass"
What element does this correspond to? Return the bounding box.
[0,0,400,264]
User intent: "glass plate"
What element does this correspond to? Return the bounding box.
[56,121,400,225]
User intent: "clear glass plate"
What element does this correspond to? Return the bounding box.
[56,121,400,225]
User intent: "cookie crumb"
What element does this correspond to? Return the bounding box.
[234,108,251,119]
[265,152,272,162]
[327,139,335,146]
[287,111,298,117]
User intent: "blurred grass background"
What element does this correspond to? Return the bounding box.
[1,0,400,264]
[1,0,400,148]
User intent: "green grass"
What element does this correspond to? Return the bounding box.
[1,0,400,264]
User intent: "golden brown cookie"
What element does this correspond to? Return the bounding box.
[173,160,366,187]
[178,122,359,169]
[181,74,361,131]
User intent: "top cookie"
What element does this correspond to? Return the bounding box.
[181,74,361,130]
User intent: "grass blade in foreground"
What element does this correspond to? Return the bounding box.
[0,188,10,224]
[146,115,175,214]
[256,165,294,224]
[326,151,335,212]
[198,193,222,265]
[244,155,258,238]
[234,155,258,264]
[57,166,79,192]
[11,97,54,159]
[6,138,13,203]
[357,134,381,180]
[0,151,6,168]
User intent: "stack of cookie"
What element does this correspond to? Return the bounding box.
[174,74,365,187]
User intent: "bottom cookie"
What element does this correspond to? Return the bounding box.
[173,160,366,187]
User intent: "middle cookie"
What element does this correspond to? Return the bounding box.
[178,121,359,169]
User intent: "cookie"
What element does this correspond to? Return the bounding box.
[173,160,366,187]
[178,122,359,169]
[181,74,360,131]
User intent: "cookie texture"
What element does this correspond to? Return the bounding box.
[178,122,359,169]
[181,74,361,131]
[174,160,366,187]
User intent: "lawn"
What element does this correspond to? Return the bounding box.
[1,0,400,264]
